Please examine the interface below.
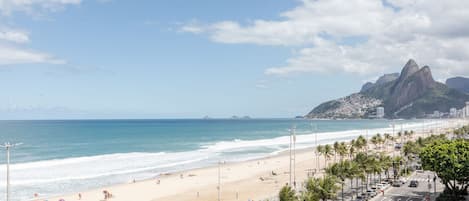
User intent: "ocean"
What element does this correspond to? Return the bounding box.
[0,119,445,200]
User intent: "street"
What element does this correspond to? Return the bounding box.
[371,171,444,201]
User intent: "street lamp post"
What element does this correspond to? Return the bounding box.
[1,142,21,201]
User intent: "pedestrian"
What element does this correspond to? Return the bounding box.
[78,193,82,200]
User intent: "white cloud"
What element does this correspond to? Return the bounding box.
[0,28,29,43]
[0,45,65,65]
[0,0,81,16]
[181,0,469,79]
[0,0,82,66]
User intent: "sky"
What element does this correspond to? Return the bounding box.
[0,0,468,119]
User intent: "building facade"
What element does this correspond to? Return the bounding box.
[376,107,385,118]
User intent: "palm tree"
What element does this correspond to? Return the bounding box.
[378,153,392,181]
[324,144,333,167]
[392,156,403,182]
[333,141,339,162]
[316,145,324,170]
[279,185,297,201]
[326,160,354,201]
[353,152,368,192]
[384,133,392,152]
[349,145,356,159]
[356,135,367,152]
[337,142,348,161]
[397,131,402,143]
[346,161,360,199]
[304,175,339,201]
[370,136,379,150]
[404,130,409,142]
[376,133,383,150]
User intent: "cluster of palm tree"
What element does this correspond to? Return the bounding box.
[280,134,405,201]
[397,130,415,143]
[453,125,468,138]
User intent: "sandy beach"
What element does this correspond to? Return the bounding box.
[45,119,468,201]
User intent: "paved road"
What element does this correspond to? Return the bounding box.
[371,171,444,201]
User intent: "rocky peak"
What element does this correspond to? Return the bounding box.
[388,63,436,114]
[398,59,420,81]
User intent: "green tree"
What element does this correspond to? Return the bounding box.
[420,139,469,199]
[316,145,324,170]
[371,136,379,150]
[324,144,333,166]
[304,175,339,201]
[337,142,348,161]
[333,141,340,162]
[326,160,355,201]
[279,185,297,201]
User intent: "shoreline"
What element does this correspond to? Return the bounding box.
[43,119,468,201]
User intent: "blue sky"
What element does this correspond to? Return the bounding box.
[0,0,468,119]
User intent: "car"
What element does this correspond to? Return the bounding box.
[395,143,403,150]
[400,178,408,184]
[391,181,401,187]
[409,180,419,187]
[377,183,388,190]
[366,189,377,197]
[355,195,367,201]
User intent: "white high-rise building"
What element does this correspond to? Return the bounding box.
[433,110,440,118]
[450,108,457,118]
[465,102,469,118]
[376,107,385,118]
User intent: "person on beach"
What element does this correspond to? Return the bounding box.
[78,193,82,200]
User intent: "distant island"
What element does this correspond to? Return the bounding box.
[305,59,469,119]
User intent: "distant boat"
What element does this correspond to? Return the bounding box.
[203,116,211,120]
[231,115,239,119]
[295,116,304,119]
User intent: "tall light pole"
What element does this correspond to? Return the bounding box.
[289,127,292,186]
[217,161,223,201]
[1,142,21,201]
[311,123,318,172]
[392,121,395,157]
[292,126,296,188]
[289,126,296,187]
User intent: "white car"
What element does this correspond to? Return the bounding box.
[377,184,387,190]
[399,178,408,184]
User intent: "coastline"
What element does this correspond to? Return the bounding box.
[44,119,468,201]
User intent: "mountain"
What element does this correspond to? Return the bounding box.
[306,59,469,119]
[360,73,399,92]
[446,76,469,94]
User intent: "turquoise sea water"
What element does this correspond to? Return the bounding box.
[0,119,437,200]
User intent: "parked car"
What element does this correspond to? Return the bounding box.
[391,181,401,187]
[366,189,377,197]
[395,143,403,150]
[400,178,408,184]
[377,183,388,190]
[355,195,367,201]
[409,180,419,187]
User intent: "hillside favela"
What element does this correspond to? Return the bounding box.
[0,1,468,201]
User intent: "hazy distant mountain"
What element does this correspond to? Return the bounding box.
[306,59,469,119]
[446,76,469,94]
